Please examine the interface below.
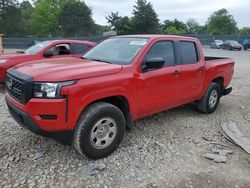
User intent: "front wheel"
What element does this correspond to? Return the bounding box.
[73,102,126,159]
[197,82,221,114]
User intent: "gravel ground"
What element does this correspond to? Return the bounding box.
[1,48,250,188]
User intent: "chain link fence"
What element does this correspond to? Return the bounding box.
[2,36,109,49]
[2,35,250,49]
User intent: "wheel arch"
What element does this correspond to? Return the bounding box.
[79,92,135,128]
[201,73,226,99]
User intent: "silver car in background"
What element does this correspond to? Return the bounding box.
[210,40,223,49]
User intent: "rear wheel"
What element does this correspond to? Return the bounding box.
[73,102,126,159]
[197,82,221,114]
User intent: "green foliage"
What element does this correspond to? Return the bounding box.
[131,0,160,34]
[20,1,34,36]
[106,12,133,34]
[240,27,250,35]
[164,26,186,35]
[163,19,187,33]
[0,0,24,36]
[186,18,200,34]
[0,1,248,37]
[106,0,160,34]
[59,0,95,37]
[94,24,112,35]
[30,0,67,37]
[206,8,238,35]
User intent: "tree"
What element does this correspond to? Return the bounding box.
[20,1,34,36]
[164,26,186,35]
[59,0,95,37]
[162,19,187,35]
[30,0,67,37]
[0,0,24,36]
[206,8,238,35]
[240,27,250,35]
[131,0,160,34]
[94,24,112,35]
[186,18,201,34]
[0,0,18,14]
[163,19,187,32]
[106,12,133,34]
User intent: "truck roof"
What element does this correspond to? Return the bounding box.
[113,34,196,41]
[44,39,97,45]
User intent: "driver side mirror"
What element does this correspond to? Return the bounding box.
[43,51,54,57]
[143,58,165,72]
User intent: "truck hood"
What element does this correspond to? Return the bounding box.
[11,57,123,82]
[0,53,30,60]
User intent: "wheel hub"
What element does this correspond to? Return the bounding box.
[90,117,117,149]
[209,89,218,108]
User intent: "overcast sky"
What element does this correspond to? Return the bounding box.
[82,0,249,28]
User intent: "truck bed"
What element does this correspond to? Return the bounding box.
[205,56,230,61]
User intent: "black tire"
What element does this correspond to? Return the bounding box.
[73,102,126,159]
[197,82,221,114]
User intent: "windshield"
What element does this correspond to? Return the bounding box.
[215,40,223,43]
[230,41,239,45]
[83,37,149,65]
[24,41,53,55]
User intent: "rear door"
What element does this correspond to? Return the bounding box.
[176,40,205,104]
[135,40,181,117]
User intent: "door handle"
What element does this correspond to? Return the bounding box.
[172,70,181,76]
[197,66,205,72]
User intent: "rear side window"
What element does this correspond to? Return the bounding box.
[145,41,175,67]
[70,44,91,54]
[180,41,199,64]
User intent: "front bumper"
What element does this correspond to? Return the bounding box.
[5,93,71,132]
[6,98,42,133]
[0,67,7,83]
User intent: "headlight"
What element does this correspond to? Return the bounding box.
[33,81,76,98]
[0,60,7,64]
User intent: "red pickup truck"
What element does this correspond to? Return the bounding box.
[5,35,234,159]
[0,40,96,83]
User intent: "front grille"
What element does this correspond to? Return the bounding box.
[6,74,25,103]
[6,69,33,104]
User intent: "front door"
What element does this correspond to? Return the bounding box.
[135,40,181,118]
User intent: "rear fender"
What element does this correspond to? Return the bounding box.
[202,71,226,97]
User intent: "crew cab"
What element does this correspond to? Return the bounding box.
[0,40,96,83]
[5,35,234,159]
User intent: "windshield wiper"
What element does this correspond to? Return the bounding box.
[89,58,112,64]
[16,50,25,54]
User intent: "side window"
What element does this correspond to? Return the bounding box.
[145,41,175,67]
[180,41,198,64]
[70,44,91,54]
[47,43,70,56]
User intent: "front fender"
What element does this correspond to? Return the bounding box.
[78,86,136,120]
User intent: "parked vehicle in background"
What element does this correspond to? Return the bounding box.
[242,39,250,50]
[0,40,96,83]
[222,40,242,51]
[5,35,234,159]
[210,40,223,49]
